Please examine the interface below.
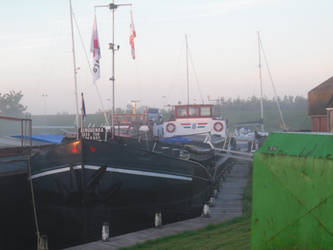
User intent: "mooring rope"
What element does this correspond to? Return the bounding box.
[27,156,41,248]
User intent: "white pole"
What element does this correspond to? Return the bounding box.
[111,0,116,138]
[257,31,264,132]
[69,0,80,139]
[185,35,190,105]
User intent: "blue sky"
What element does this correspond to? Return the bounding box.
[1,0,333,114]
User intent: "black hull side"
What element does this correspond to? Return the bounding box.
[0,156,35,250]
[30,139,213,249]
[115,136,216,167]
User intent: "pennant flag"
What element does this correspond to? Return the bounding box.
[129,9,136,60]
[91,14,101,82]
[81,93,86,120]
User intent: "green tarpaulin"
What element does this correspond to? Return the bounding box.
[251,132,333,249]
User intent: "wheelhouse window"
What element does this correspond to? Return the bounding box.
[177,107,187,117]
[200,106,211,117]
[189,107,199,117]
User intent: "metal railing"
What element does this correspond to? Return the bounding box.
[203,133,254,162]
[0,115,32,147]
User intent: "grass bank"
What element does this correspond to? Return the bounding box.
[123,217,250,250]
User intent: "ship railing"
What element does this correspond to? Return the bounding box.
[205,133,253,162]
[0,115,32,149]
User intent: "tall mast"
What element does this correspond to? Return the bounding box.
[257,31,264,132]
[111,0,116,138]
[185,35,190,105]
[95,2,132,138]
[69,0,80,138]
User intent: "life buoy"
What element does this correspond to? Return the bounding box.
[166,123,176,133]
[213,122,223,132]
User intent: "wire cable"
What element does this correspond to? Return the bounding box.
[188,45,205,104]
[259,36,287,130]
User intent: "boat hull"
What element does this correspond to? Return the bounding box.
[0,154,35,250]
[30,139,212,249]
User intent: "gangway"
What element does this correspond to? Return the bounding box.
[204,134,254,162]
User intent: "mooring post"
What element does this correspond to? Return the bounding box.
[209,197,216,207]
[37,234,48,250]
[154,212,162,227]
[202,204,210,217]
[102,222,110,241]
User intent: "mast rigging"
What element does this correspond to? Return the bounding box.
[258,33,287,131]
[257,31,264,132]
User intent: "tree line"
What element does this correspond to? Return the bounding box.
[212,95,310,131]
[0,91,27,117]
[1,90,309,132]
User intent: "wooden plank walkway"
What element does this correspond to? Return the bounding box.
[66,158,251,250]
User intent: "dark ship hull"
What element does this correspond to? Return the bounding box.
[30,138,213,249]
[0,149,35,250]
[118,135,218,166]
[118,135,226,180]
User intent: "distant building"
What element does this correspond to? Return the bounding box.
[308,76,333,132]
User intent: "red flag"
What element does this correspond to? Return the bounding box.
[90,14,101,82]
[129,9,136,60]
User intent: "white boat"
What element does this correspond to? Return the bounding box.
[152,36,228,142]
[155,104,227,139]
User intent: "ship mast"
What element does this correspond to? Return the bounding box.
[69,0,80,138]
[111,0,116,139]
[95,1,132,138]
[258,32,287,131]
[257,31,264,132]
[185,35,190,105]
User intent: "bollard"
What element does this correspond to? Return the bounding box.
[102,222,110,241]
[209,197,216,207]
[202,204,210,217]
[213,189,218,198]
[154,212,162,227]
[38,234,48,250]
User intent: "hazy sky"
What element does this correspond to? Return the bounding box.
[1,0,333,115]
